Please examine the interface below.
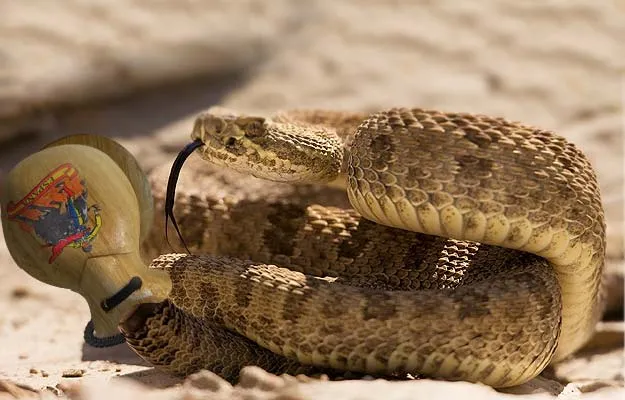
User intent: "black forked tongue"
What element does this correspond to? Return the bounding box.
[165,139,205,254]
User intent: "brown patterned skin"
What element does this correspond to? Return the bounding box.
[125,107,605,388]
[120,300,321,381]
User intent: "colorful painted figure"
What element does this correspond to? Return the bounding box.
[6,163,102,263]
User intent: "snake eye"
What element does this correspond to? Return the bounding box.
[245,121,263,138]
[236,117,265,138]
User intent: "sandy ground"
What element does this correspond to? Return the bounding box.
[0,1,623,399]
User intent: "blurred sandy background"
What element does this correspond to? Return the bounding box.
[0,1,623,399]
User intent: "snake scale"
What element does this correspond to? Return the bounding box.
[123,107,606,388]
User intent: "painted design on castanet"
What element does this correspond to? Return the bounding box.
[6,163,102,263]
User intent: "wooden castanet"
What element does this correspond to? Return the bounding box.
[44,134,155,244]
[1,135,171,342]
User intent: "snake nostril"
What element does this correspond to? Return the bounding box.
[214,120,225,134]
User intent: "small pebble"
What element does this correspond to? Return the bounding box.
[41,370,49,377]
[56,382,81,397]
[11,287,30,299]
[45,386,62,396]
[62,369,85,378]
[29,368,38,374]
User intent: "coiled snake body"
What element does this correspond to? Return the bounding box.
[125,108,605,388]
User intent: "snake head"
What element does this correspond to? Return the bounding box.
[190,109,343,184]
[190,110,283,179]
[192,108,266,149]
[191,111,269,161]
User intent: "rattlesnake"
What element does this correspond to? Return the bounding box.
[125,107,605,388]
